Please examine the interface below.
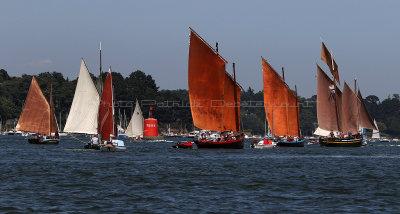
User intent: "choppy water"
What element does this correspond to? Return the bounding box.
[1,135,400,213]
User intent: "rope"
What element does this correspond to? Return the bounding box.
[70,135,89,144]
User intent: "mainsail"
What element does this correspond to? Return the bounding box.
[316,65,342,132]
[357,90,377,130]
[125,99,144,137]
[341,82,360,134]
[262,58,299,137]
[98,68,114,141]
[16,77,58,136]
[372,119,380,139]
[64,59,100,134]
[188,28,241,132]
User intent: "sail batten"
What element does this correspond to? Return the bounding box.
[188,28,241,132]
[125,100,144,137]
[64,59,100,134]
[16,77,57,136]
[262,58,299,137]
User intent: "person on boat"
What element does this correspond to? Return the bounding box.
[91,135,99,145]
[54,131,59,139]
[330,131,334,138]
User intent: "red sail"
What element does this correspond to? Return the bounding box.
[321,42,340,85]
[98,70,114,141]
[16,77,56,136]
[223,73,241,131]
[188,28,240,132]
[342,82,360,134]
[316,65,342,132]
[358,90,377,130]
[262,58,299,137]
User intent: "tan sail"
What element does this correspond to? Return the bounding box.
[16,77,58,136]
[316,65,342,132]
[341,82,360,134]
[262,58,299,136]
[188,28,241,132]
[321,42,340,85]
[358,90,377,130]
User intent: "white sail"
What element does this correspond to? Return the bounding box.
[371,119,380,139]
[64,59,100,134]
[313,127,340,137]
[125,100,144,137]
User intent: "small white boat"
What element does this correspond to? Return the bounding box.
[380,138,390,142]
[251,139,276,149]
[100,140,126,152]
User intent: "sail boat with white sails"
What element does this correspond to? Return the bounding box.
[64,59,100,149]
[125,99,144,141]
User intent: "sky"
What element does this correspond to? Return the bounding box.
[0,0,399,99]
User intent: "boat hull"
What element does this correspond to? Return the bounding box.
[276,139,305,147]
[195,138,244,149]
[84,144,101,150]
[28,138,59,145]
[319,138,363,147]
[172,142,194,149]
[100,145,126,152]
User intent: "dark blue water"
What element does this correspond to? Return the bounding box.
[1,135,400,213]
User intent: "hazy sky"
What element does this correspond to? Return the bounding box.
[1,0,399,99]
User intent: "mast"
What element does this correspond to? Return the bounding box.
[49,82,53,135]
[295,85,300,137]
[99,41,103,93]
[271,109,274,137]
[281,67,285,82]
[233,62,240,132]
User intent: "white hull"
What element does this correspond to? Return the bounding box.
[100,145,126,152]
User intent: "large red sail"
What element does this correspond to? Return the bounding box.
[342,82,360,134]
[16,77,55,136]
[358,90,377,130]
[262,58,299,137]
[316,65,342,132]
[223,73,241,131]
[188,28,240,132]
[98,69,114,141]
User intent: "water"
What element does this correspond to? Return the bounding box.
[1,135,400,213]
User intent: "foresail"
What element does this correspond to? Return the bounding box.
[64,59,100,134]
[98,69,114,141]
[358,90,377,130]
[125,100,144,137]
[15,77,52,136]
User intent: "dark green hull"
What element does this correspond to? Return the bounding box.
[28,138,59,145]
[319,138,363,147]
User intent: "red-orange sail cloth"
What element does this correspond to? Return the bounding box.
[188,28,241,132]
[262,58,299,137]
[16,77,58,136]
[321,42,340,85]
[358,90,377,130]
[316,65,342,132]
[98,69,114,141]
[341,82,360,134]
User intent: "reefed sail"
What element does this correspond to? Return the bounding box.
[64,59,100,134]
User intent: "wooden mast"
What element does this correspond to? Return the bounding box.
[49,82,53,136]
[233,62,240,132]
[331,54,341,133]
[99,41,103,93]
[295,85,300,137]
[281,67,285,81]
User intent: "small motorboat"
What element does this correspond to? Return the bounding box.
[100,140,126,152]
[172,141,194,149]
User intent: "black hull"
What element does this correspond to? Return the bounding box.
[319,138,363,147]
[195,138,244,149]
[84,144,100,150]
[28,138,59,145]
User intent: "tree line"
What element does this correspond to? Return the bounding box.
[0,68,398,137]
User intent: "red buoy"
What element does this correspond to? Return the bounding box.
[143,118,159,136]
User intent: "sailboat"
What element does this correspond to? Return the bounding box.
[16,77,59,144]
[316,42,377,147]
[125,99,144,141]
[99,67,126,152]
[64,59,100,149]
[188,28,244,149]
[258,57,304,147]
[371,119,380,142]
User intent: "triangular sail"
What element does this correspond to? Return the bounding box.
[262,58,299,136]
[98,68,114,141]
[316,65,342,132]
[341,82,360,134]
[16,77,57,136]
[188,28,241,132]
[64,59,100,134]
[321,42,340,85]
[372,119,380,139]
[125,100,144,137]
[357,90,377,130]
